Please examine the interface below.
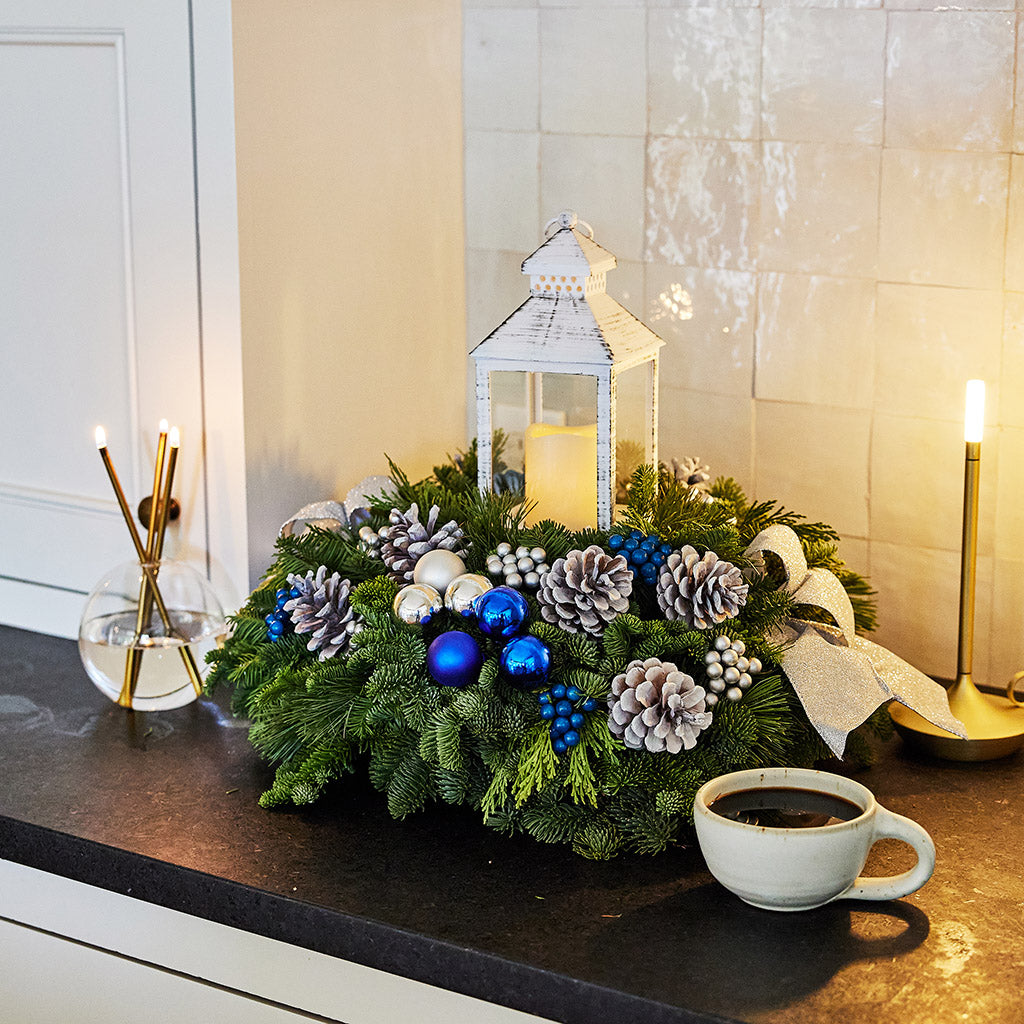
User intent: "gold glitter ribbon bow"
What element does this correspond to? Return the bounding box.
[745,524,965,757]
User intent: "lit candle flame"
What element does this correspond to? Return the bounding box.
[95,426,107,449]
[169,426,180,448]
[964,380,985,443]
[159,418,169,434]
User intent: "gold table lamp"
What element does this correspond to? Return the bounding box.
[891,380,1024,761]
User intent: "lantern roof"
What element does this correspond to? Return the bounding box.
[471,212,664,372]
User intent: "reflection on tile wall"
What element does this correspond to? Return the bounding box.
[462,0,1023,683]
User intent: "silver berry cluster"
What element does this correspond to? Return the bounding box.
[703,635,762,706]
[357,525,382,559]
[485,542,550,590]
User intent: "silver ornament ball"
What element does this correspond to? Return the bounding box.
[413,549,468,594]
[393,583,443,626]
[444,573,493,616]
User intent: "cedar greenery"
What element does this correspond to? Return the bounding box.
[206,448,881,859]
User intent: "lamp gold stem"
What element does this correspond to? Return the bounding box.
[890,438,1024,759]
[955,440,980,682]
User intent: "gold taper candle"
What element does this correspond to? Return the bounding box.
[95,427,203,704]
[123,420,170,703]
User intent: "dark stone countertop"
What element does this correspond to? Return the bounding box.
[1,623,1022,1024]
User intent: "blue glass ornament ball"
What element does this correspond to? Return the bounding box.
[499,634,552,689]
[474,585,530,639]
[427,631,484,689]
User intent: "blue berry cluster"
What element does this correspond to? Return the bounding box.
[607,530,673,586]
[265,586,299,642]
[537,683,599,754]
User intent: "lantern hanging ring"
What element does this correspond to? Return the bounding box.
[544,210,593,239]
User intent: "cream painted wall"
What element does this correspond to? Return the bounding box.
[463,2,1024,686]
[233,1,467,584]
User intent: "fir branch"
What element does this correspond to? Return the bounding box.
[512,723,558,807]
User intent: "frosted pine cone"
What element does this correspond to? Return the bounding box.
[378,503,468,582]
[284,566,362,661]
[537,544,632,636]
[608,657,712,754]
[671,456,711,489]
[656,545,748,630]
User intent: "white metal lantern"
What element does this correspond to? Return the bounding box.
[471,212,664,531]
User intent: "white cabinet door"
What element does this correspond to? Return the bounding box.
[0,0,246,637]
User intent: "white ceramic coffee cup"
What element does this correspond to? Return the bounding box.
[693,767,935,912]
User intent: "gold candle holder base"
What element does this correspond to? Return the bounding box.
[891,673,1024,762]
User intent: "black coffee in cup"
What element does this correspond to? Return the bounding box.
[709,786,863,829]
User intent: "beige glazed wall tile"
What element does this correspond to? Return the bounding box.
[1005,155,1024,291]
[539,8,646,135]
[463,8,538,132]
[645,264,755,397]
[874,283,1003,423]
[1016,16,1024,153]
[885,12,1014,151]
[761,10,884,144]
[995,426,1024,563]
[879,149,1009,289]
[1001,292,1024,428]
[648,8,760,140]
[464,131,540,252]
[988,561,1024,692]
[465,248,531,350]
[759,142,879,276]
[660,388,753,487]
[540,134,646,262]
[646,138,759,270]
[754,401,869,538]
[755,272,874,408]
[836,536,869,578]
[869,541,993,682]
[870,412,998,557]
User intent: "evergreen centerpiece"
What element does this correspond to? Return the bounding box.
[205,442,937,861]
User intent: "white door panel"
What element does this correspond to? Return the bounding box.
[0,2,246,636]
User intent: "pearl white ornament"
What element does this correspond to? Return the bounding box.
[486,558,504,576]
[724,666,740,684]
[393,583,443,626]
[726,686,743,702]
[705,651,719,665]
[736,656,750,673]
[705,692,719,707]
[502,552,517,565]
[738,672,753,689]
[444,573,492,616]
[524,571,540,588]
[530,547,546,563]
[706,662,723,679]
[731,639,745,655]
[506,572,524,588]
[412,549,467,594]
[515,545,530,559]
[502,563,519,577]
[721,648,738,667]
[714,636,731,652]
[748,657,763,674]
[709,677,725,693]
[536,563,550,576]
[496,542,512,557]
[517,557,533,572]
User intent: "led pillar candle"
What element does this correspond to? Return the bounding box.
[524,422,597,530]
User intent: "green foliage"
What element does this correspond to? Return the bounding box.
[208,449,886,859]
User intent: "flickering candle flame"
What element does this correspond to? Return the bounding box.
[168,425,180,448]
[159,418,169,433]
[964,379,985,443]
[95,426,107,449]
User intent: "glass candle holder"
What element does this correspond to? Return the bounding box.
[79,558,226,710]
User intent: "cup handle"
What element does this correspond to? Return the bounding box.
[839,807,936,903]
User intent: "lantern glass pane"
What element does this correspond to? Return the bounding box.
[614,362,654,502]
